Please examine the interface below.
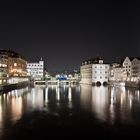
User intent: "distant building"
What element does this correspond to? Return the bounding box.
[27,58,44,80]
[80,57,110,85]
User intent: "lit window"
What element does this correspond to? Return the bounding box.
[14,63,17,67]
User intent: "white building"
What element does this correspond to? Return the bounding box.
[122,57,132,80]
[27,59,44,80]
[110,57,140,82]
[80,58,110,86]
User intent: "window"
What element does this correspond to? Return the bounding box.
[100,76,102,79]
[14,63,17,67]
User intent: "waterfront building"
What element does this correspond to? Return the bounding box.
[131,58,140,82]
[0,50,27,84]
[110,57,140,82]
[122,57,132,80]
[27,58,44,80]
[109,63,124,81]
[80,57,110,85]
[0,52,8,84]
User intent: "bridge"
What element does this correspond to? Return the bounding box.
[34,79,79,86]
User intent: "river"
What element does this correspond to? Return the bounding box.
[0,84,140,139]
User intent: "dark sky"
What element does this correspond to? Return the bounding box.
[0,0,139,73]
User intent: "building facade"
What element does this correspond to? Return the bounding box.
[80,64,93,84]
[122,57,132,80]
[0,50,27,84]
[92,60,110,85]
[0,52,8,85]
[80,58,110,85]
[110,57,140,82]
[131,58,140,81]
[27,59,44,80]
[110,65,124,81]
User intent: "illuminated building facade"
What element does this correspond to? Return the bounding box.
[122,57,132,80]
[27,58,44,80]
[0,50,27,84]
[110,57,140,82]
[131,58,140,81]
[80,57,110,85]
[0,52,8,84]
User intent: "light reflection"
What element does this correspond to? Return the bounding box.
[45,87,48,103]
[92,86,109,121]
[0,95,3,129]
[68,87,72,101]
[80,85,92,110]
[109,86,116,123]
[11,96,23,122]
[26,87,44,111]
[68,87,72,108]
[56,86,60,101]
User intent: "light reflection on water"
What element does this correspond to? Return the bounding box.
[0,85,140,135]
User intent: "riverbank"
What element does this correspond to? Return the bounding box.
[0,81,29,93]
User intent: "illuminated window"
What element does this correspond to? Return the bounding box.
[14,63,17,67]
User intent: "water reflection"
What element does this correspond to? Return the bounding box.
[0,84,140,137]
[92,86,109,121]
[80,85,140,124]
[26,87,44,111]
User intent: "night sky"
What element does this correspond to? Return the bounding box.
[0,1,139,73]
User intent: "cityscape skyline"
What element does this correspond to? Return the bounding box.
[0,1,139,72]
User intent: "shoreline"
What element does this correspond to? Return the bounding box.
[0,81,29,94]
